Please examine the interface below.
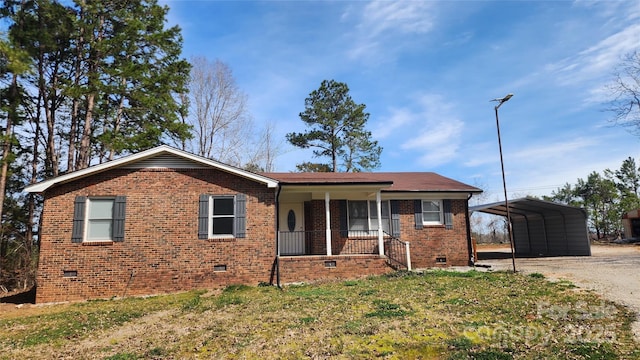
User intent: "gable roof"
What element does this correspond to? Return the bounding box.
[264,172,482,193]
[24,145,482,194]
[24,145,279,193]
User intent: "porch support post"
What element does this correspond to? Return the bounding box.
[325,192,332,256]
[376,191,384,256]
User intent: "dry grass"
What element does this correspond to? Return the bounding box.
[1,271,638,359]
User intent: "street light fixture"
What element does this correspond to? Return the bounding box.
[491,93,516,273]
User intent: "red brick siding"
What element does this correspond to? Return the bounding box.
[297,199,471,267]
[36,168,277,303]
[395,199,470,268]
[308,200,327,255]
[37,166,471,303]
[278,255,392,283]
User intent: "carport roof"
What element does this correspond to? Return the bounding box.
[469,197,587,218]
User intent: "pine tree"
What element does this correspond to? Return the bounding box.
[287,80,381,172]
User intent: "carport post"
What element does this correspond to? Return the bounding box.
[492,93,517,273]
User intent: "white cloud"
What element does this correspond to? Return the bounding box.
[375,93,466,167]
[510,137,597,162]
[374,107,415,139]
[549,23,640,87]
[463,142,498,167]
[343,1,438,62]
[359,1,435,37]
[401,120,463,151]
[489,133,630,197]
[406,120,464,167]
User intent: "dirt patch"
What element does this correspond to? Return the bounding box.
[477,244,640,342]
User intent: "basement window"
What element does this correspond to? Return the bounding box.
[324,260,337,268]
[213,264,227,272]
[63,270,78,278]
[435,256,447,264]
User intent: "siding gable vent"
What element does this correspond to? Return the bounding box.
[123,154,208,169]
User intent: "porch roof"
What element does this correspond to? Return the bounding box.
[263,172,482,193]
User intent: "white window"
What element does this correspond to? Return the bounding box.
[209,196,235,238]
[86,198,115,241]
[422,200,443,225]
[72,196,125,243]
[198,194,246,240]
[348,200,390,235]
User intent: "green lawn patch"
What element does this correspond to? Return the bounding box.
[0,271,637,359]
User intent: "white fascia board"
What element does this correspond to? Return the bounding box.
[24,145,278,193]
[380,192,472,200]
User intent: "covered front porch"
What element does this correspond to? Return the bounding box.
[276,181,411,271]
[278,229,410,269]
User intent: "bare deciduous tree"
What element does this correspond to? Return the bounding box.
[246,121,283,172]
[187,57,252,164]
[185,57,283,170]
[606,51,640,134]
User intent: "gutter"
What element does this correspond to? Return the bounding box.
[274,185,282,289]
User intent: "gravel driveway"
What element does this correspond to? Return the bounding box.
[477,244,640,342]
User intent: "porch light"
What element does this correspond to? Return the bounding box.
[491,93,516,273]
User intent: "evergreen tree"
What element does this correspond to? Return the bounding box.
[3,0,191,173]
[287,80,382,172]
[0,0,192,293]
[72,0,192,167]
[604,157,640,218]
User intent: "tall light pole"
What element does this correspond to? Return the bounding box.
[491,93,516,273]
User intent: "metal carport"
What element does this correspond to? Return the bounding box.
[470,197,591,256]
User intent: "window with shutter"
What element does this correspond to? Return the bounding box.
[199,194,247,239]
[346,200,390,236]
[416,199,448,227]
[71,196,126,243]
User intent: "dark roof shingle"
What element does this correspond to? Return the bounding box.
[262,172,482,193]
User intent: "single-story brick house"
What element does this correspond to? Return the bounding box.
[25,146,482,303]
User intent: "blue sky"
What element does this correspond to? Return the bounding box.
[161,0,639,201]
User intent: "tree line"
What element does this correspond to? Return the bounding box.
[543,157,640,239]
[0,1,382,294]
[0,0,194,293]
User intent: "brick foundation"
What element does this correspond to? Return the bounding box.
[278,255,392,283]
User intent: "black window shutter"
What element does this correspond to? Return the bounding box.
[443,199,453,230]
[391,200,401,237]
[72,196,86,243]
[414,200,423,230]
[339,200,348,237]
[235,193,246,238]
[113,196,126,242]
[198,194,209,239]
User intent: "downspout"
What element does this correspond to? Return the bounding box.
[466,193,475,266]
[275,185,282,289]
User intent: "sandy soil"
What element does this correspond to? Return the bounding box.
[477,243,640,342]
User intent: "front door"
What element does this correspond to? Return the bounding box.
[279,203,305,255]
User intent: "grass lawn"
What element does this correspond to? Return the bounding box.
[0,270,638,359]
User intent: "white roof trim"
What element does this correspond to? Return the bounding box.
[24,145,279,193]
